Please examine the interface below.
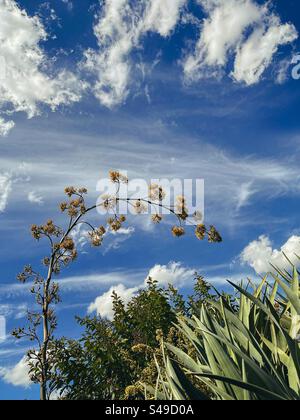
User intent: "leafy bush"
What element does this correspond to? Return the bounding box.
[49,276,216,400]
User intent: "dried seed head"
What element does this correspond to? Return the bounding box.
[172,226,185,237]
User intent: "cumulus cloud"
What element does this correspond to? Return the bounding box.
[146,261,195,288]
[184,0,297,85]
[88,261,194,320]
[88,284,139,320]
[241,235,300,274]
[0,0,295,118]
[0,0,85,135]
[0,356,31,388]
[142,0,187,36]
[83,0,186,108]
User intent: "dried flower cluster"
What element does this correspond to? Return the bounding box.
[133,200,147,214]
[31,220,62,240]
[172,226,186,237]
[108,215,126,232]
[172,224,223,243]
[152,214,162,224]
[101,194,117,211]
[149,184,166,201]
[89,226,106,247]
[195,224,222,242]
[195,224,206,241]
[176,196,189,221]
[61,187,87,217]
[109,170,128,184]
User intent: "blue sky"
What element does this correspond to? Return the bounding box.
[0,0,300,399]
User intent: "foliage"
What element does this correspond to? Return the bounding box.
[49,276,217,400]
[49,318,137,400]
[152,264,300,401]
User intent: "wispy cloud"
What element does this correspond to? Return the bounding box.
[0,0,86,135]
[0,118,14,137]
[0,269,146,298]
[61,0,73,12]
[1,118,299,230]
[83,0,187,107]
[0,173,12,212]
[0,303,27,320]
[71,223,135,255]
[0,356,31,388]
[0,163,31,212]
[184,0,297,85]
[0,0,296,133]
[27,191,44,206]
[235,181,257,211]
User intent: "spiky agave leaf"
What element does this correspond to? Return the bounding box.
[148,264,300,400]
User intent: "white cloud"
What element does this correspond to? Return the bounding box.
[232,16,298,85]
[185,0,261,75]
[83,0,186,108]
[146,261,195,288]
[0,269,147,299]
[70,224,90,249]
[27,191,44,205]
[88,261,195,320]
[0,0,85,135]
[0,356,31,388]
[0,172,12,212]
[59,271,139,293]
[241,235,300,274]
[1,119,299,228]
[0,0,295,122]
[184,0,297,85]
[88,283,139,320]
[142,0,187,37]
[103,226,135,254]
[0,118,14,136]
[0,164,32,212]
[0,303,27,319]
[236,181,256,211]
[274,58,291,85]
